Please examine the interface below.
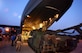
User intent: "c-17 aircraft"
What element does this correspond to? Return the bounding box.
[21,0,73,31]
[21,0,76,53]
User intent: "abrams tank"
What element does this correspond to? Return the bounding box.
[21,0,75,53]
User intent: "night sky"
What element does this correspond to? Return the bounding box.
[48,0,82,35]
[0,0,82,35]
[0,0,29,26]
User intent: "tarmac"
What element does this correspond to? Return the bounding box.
[0,40,82,53]
[0,41,35,53]
[70,40,82,53]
